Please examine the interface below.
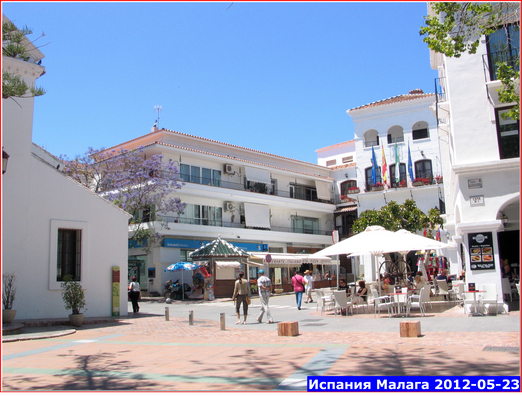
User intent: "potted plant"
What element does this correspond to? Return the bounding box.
[372,182,384,191]
[2,272,17,324]
[413,178,424,187]
[435,175,443,184]
[422,178,431,185]
[399,179,407,188]
[347,186,360,194]
[61,275,86,327]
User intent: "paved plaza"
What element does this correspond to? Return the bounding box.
[2,294,520,392]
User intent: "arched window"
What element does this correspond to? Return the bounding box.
[412,121,430,140]
[387,125,404,144]
[365,166,382,191]
[363,129,379,148]
[415,159,432,179]
[340,180,357,196]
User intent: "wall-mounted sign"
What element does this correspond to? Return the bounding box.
[470,195,485,206]
[468,178,483,189]
[468,232,495,270]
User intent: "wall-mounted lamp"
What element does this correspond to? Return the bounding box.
[445,232,451,239]
[500,212,508,225]
[345,173,349,178]
[2,149,10,175]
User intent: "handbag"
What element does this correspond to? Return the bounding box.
[246,295,251,305]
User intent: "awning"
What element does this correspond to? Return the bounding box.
[244,167,271,184]
[315,180,331,200]
[244,202,271,229]
[334,206,358,214]
[215,261,241,268]
[248,252,332,267]
[246,260,265,267]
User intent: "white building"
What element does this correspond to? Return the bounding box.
[429,9,520,310]
[2,16,131,320]
[317,89,450,282]
[103,128,337,297]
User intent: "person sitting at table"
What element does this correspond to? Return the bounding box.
[414,271,429,289]
[436,269,448,281]
[459,269,466,281]
[338,279,351,296]
[352,280,367,304]
[502,260,513,280]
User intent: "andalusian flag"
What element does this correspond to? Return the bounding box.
[394,142,400,184]
[381,143,387,185]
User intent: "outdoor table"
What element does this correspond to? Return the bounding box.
[464,290,483,316]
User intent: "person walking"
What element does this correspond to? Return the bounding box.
[304,269,314,303]
[232,271,249,324]
[291,270,306,310]
[128,276,141,313]
[256,269,274,324]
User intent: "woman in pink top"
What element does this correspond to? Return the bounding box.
[291,270,306,310]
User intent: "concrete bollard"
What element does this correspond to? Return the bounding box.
[189,310,194,325]
[220,312,226,330]
[165,307,169,321]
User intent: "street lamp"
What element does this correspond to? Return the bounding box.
[2,149,10,175]
[500,212,508,225]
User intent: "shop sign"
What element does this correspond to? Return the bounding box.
[467,178,483,189]
[162,238,268,251]
[470,195,485,206]
[468,232,495,270]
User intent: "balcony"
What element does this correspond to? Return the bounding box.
[482,50,520,108]
[155,216,331,236]
[179,173,332,203]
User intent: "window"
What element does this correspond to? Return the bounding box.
[290,184,317,201]
[179,204,222,226]
[342,156,354,164]
[326,159,337,167]
[180,164,222,186]
[412,128,429,140]
[363,129,379,147]
[496,107,520,159]
[387,125,404,144]
[291,216,319,235]
[365,166,382,190]
[415,160,432,179]
[341,180,357,195]
[389,163,406,186]
[487,24,520,81]
[57,229,82,281]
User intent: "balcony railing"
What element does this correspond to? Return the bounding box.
[155,216,331,235]
[179,174,331,203]
[363,139,379,148]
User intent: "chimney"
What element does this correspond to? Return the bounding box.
[409,89,424,94]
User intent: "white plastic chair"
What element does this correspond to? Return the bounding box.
[316,289,334,314]
[371,287,393,317]
[333,291,353,316]
[480,284,499,315]
[407,285,430,316]
[436,280,451,300]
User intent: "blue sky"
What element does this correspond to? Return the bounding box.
[3,1,437,164]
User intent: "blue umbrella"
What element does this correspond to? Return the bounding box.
[164,262,202,300]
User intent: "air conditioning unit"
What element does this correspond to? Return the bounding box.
[224,202,234,212]
[224,163,234,174]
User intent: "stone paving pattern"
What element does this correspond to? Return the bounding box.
[2,299,520,391]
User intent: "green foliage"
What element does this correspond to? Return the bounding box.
[352,199,443,237]
[2,273,17,310]
[496,61,520,120]
[2,21,46,100]
[420,2,520,120]
[61,275,86,315]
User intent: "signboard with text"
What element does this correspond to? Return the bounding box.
[468,232,495,270]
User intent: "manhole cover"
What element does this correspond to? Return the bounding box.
[483,346,520,353]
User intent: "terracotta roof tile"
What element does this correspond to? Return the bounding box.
[348,91,435,112]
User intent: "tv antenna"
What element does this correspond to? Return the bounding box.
[154,105,162,129]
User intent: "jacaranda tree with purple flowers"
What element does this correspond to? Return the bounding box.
[60,147,186,252]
